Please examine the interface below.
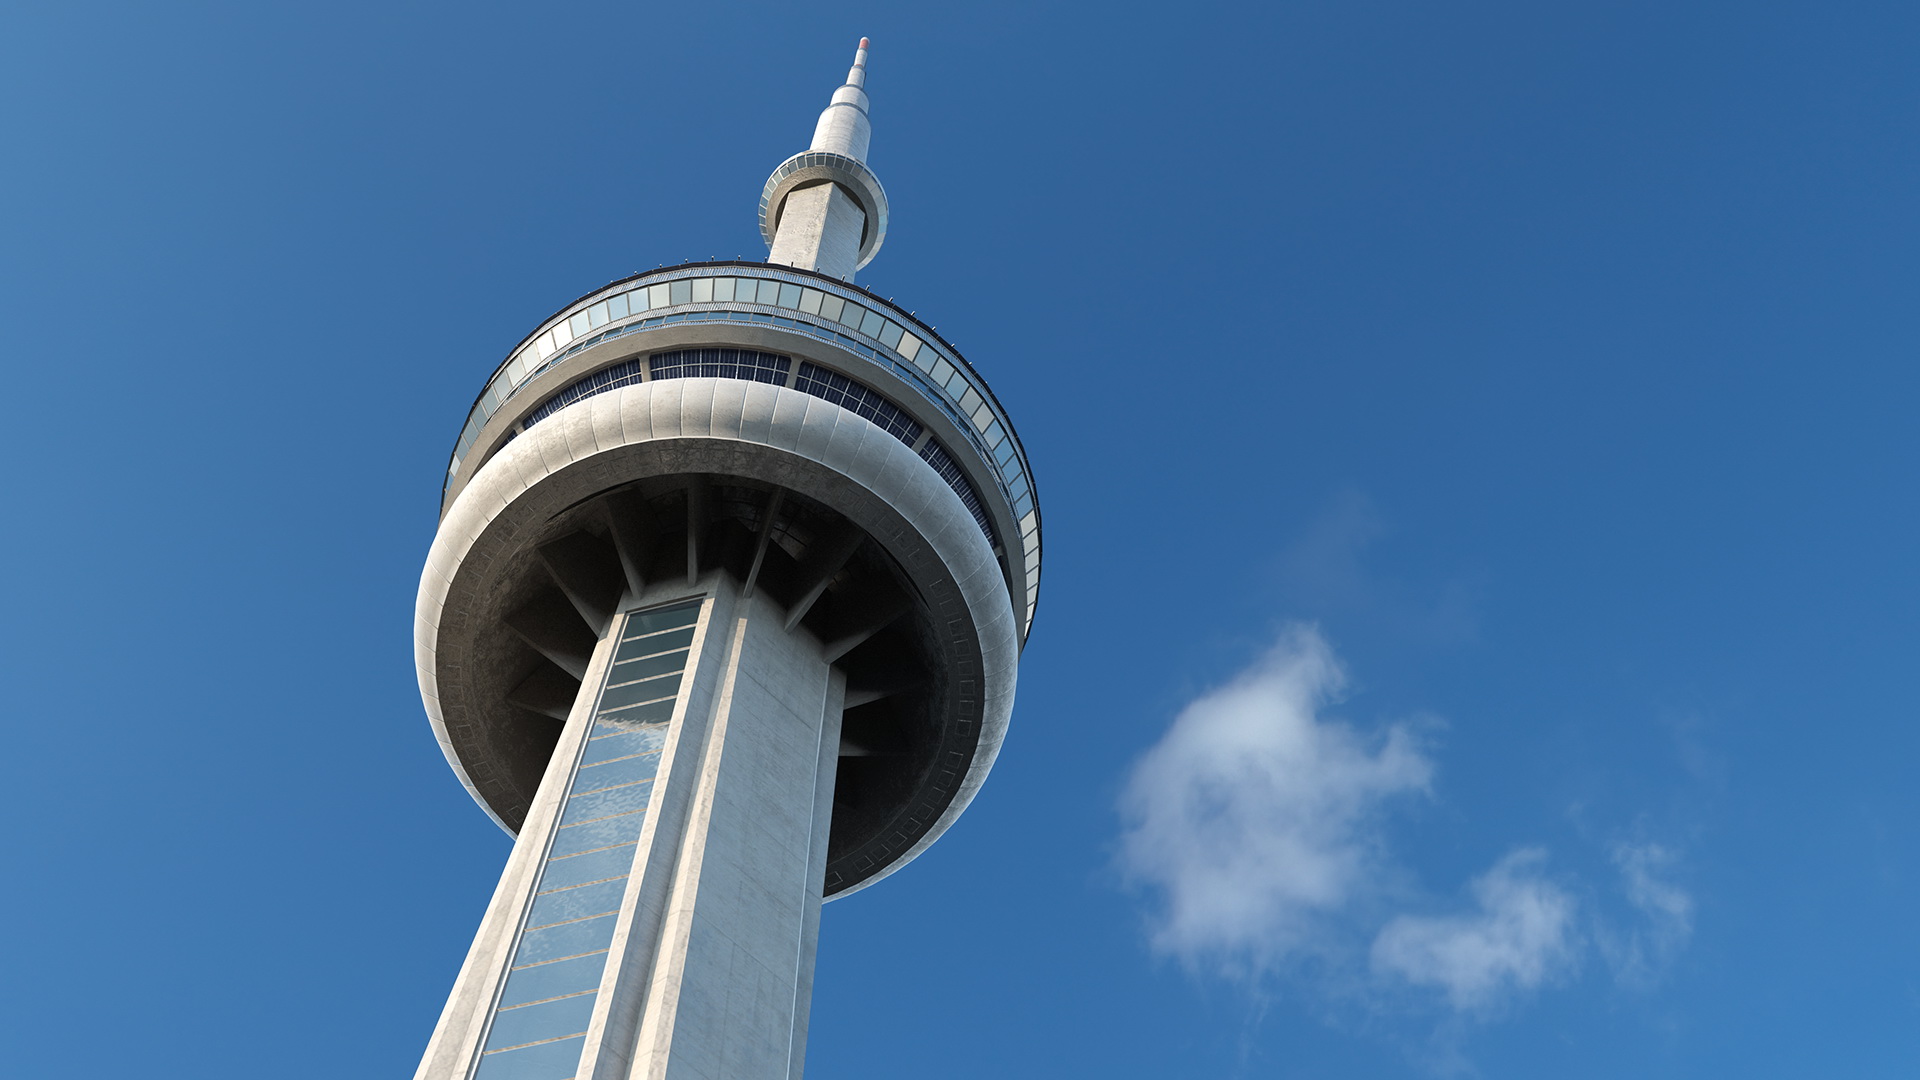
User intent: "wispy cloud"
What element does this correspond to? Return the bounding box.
[1117,625,1433,972]
[1371,849,1580,1011]
[1601,840,1693,987]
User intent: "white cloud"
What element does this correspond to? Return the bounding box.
[1117,624,1433,971]
[1601,841,1693,986]
[1117,624,1696,1032]
[1370,848,1580,1011]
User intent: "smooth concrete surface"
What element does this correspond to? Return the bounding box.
[767,182,865,282]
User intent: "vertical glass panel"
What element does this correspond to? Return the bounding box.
[607,293,629,319]
[536,844,636,891]
[713,277,736,302]
[692,278,713,302]
[777,283,802,308]
[550,811,647,858]
[818,294,845,321]
[930,358,955,386]
[525,878,627,929]
[474,598,705,1070]
[587,302,609,329]
[897,332,923,363]
[878,321,905,348]
[859,310,887,337]
[626,287,649,312]
[945,368,968,396]
[569,312,591,339]
[515,914,619,966]
[755,279,781,305]
[498,953,607,1009]
[649,284,669,308]
[474,1035,586,1080]
[615,625,695,658]
[505,353,527,386]
[838,302,866,327]
[484,993,598,1052]
[798,288,824,314]
[535,332,557,360]
[669,280,692,305]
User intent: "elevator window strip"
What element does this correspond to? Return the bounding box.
[472,600,704,1079]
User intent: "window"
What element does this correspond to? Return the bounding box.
[473,601,703,1078]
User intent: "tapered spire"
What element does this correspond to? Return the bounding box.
[762,38,890,280]
[809,37,873,162]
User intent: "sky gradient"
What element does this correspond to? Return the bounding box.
[2,2,1916,1076]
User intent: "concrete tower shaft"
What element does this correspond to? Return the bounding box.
[413,41,1041,1080]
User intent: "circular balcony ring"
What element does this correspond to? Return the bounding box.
[758,152,889,271]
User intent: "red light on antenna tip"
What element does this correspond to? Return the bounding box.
[859,37,870,49]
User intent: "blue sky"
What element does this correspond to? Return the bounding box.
[2,1,1916,1076]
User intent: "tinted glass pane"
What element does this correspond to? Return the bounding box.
[549,811,647,858]
[587,302,608,329]
[755,279,780,304]
[473,1035,586,1080]
[561,781,653,825]
[498,953,605,1008]
[799,288,824,314]
[713,278,736,302]
[819,295,845,321]
[573,753,659,794]
[599,673,682,711]
[608,650,689,685]
[514,914,618,966]
[538,845,635,891]
[777,283,802,308]
[615,626,694,660]
[484,992,598,1051]
[525,878,627,929]
[669,280,691,305]
[624,603,701,638]
[581,727,668,764]
[649,284,669,307]
[838,302,866,327]
[607,293,628,319]
[860,310,886,337]
[569,313,591,338]
[595,699,676,728]
[691,278,713,302]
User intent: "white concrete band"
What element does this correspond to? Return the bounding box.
[416,378,1021,896]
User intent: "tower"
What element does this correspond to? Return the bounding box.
[412,40,1042,1080]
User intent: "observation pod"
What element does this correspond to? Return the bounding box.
[412,40,1042,1080]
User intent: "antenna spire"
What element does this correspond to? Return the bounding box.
[762,39,890,280]
[809,36,873,162]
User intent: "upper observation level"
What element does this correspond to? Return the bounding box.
[440,261,1043,640]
